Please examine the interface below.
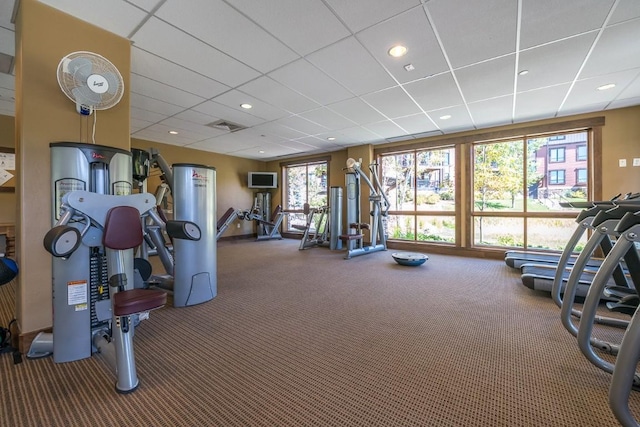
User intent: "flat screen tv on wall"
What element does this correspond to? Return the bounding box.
[248,172,278,189]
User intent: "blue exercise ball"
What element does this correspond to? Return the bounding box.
[0,257,18,286]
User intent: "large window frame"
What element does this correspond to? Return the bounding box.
[281,157,329,233]
[374,116,603,254]
[378,145,457,244]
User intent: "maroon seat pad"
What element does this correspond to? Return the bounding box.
[113,289,167,316]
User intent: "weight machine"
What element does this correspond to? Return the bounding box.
[132,149,217,307]
[27,142,176,393]
[339,158,390,259]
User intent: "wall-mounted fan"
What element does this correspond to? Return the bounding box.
[56,51,124,115]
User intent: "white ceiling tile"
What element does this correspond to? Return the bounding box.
[562,69,640,112]
[357,8,448,84]
[130,106,169,123]
[158,117,228,138]
[518,33,597,92]
[392,114,438,135]
[580,20,640,79]
[225,0,350,56]
[251,122,308,140]
[608,96,640,110]
[0,98,15,116]
[609,0,640,24]
[173,109,223,126]
[131,48,230,99]
[0,73,15,91]
[130,93,185,116]
[212,90,290,121]
[361,86,421,119]
[0,27,15,56]
[324,0,421,33]
[327,97,387,125]
[140,122,211,142]
[0,1,16,30]
[39,0,148,37]
[520,0,614,49]
[298,108,356,131]
[156,0,298,73]
[558,102,610,117]
[404,73,464,112]
[188,130,262,153]
[132,17,260,87]
[307,37,397,96]
[514,84,571,122]
[0,87,15,102]
[426,105,475,133]
[132,128,192,146]
[275,115,328,136]
[364,120,408,139]
[617,71,640,100]
[127,0,163,12]
[130,74,206,108]
[131,117,154,133]
[193,100,267,127]
[238,77,320,114]
[467,96,514,128]
[426,0,518,68]
[327,126,385,144]
[456,55,515,103]
[269,59,353,105]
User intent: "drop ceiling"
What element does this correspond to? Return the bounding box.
[1,0,639,161]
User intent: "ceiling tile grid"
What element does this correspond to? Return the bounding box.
[0,0,636,161]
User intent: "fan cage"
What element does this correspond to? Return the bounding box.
[57,51,124,111]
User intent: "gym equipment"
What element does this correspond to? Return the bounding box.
[392,252,428,266]
[339,158,390,259]
[39,191,167,393]
[573,208,640,380]
[217,207,242,240]
[132,148,217,307]
[294,203,330,250]
[329,186,343,251]
[28,142,134,363]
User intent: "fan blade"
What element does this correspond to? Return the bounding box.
[101,72,121,95]
[67,57,93,82]
[72,85,102,107]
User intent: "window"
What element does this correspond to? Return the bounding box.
[549,147,565,163]
[549,170,565,185]
[576,145,587,161]
[472,130,590,250]
[380,146,456,243]
[283,160,328,232]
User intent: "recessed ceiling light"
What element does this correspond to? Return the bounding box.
[259,150,265,154]
[518,70,529,76]
[168,130,179,135]
[240,103,252,109]
[327,137,336,141]
[439,115,452,120]
[597,83,616,91]
[388,45,407,58]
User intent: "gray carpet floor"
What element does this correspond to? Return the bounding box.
[1,238,639,426]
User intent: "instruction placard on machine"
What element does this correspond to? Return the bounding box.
[67,280,88,311]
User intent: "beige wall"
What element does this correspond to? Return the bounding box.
[131,138,264,237]
[599,106,640,196]
[15,0,131,334]
[4,1,640,339]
